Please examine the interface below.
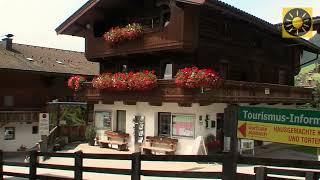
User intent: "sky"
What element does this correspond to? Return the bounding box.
[0,0,320,52]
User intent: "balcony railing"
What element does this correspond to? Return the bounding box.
[85,11,189,59]
[76,80,312,104]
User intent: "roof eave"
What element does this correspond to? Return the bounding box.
[55,0,101,35]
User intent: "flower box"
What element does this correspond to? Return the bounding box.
[175,67,220,88]
[92,70,157,91]
[103,23,143,45]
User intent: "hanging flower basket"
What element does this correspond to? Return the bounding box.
[103,23,143,45]
[175,67,220,88]
[67,75,86,91]
[92,70,157,91]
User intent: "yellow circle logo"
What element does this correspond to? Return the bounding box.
[282,8,313,38]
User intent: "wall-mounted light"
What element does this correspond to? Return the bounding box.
[85,24,91,30]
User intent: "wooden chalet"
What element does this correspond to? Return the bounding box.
[56,0,320,154]
[0,37,99,151]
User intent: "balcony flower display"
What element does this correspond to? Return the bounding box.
[175,67,220,88]
[67,75,86,91]
[92,73,113,89]
[128,70,157,91]
[113,72,129,91]
[103,23,143,45]
[92,70,157,91]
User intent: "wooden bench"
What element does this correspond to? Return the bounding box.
[141,136,178,155]
[99,131,129,151]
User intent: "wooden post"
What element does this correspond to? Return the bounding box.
[222,105,239,180]
[74,151,83,180]
[131,152,141,180]
[306,172,317,180]
[255,167,267,180]
[0,150,3,180]
[29,150,37,180]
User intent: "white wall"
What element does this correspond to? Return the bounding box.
[94,102,227,154]
[0,122,41,151]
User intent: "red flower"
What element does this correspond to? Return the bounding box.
[92,70,157,91]
[67,75,86,91]
[175,67,220,88]
[103,23,143,45]
[92,73,113,90]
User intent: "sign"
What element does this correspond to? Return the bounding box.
[282,7,313,38]
[240,139,254,155]
[39,113,49,136]
[237,106,320,147]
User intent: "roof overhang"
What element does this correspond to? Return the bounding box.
[56,0,320,53]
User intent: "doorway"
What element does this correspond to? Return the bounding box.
[116,110,126,133]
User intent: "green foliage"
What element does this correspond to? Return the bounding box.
[48,104,87,127]
[60,105,86,125]
[85,126,96,142]
[205,134,216,144]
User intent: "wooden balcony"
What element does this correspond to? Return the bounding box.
[85,5,195,59]
[85,29,185,59]
[77,80,313,105]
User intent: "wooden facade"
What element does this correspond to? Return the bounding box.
[0,71,73,112]
[56,0,320,103]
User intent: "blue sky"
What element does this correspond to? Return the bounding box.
[0,0,319,52]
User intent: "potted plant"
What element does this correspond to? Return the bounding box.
[85,126,96,146]
[205,134,220,154]
[67,75,86,91]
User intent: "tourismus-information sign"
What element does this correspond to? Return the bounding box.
[237,106,320,147]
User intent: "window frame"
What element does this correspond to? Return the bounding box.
[158,112,172,137]
[4,127,15,140]
[171,113,195,139]
[94,111,113,131]
[3,96,14,107]
[32,126,39,134]
[158,112,196,139]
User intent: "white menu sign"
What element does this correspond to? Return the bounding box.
[39,113,49,136]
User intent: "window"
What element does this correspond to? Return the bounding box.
[32,126,39,134]
[4,96,14,107]
[95,111,112,130]
[158,112,171,137]
[158,113,195,138]
[4,127,15,140]
[172,114,195,138]
[116,110,126,133]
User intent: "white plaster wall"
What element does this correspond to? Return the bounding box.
[0,122,41,151]
[94,102,227,154]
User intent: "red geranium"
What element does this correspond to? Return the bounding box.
[92,73,113,90]
[175,67,220,88]
[67,75,86,91]
[113,72,129,91]
[128,70,157,91]
[103,23,143,45]
[92,70,157,91]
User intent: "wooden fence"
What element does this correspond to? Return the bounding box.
[0,150,320,180]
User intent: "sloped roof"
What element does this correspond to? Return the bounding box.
[56,0,320,53]
[0,43,99,75]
